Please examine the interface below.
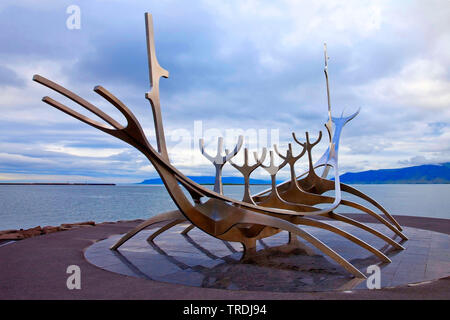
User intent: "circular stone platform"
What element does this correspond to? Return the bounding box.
[84,221,450,292]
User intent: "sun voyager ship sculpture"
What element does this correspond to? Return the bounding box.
[33,13,408,279]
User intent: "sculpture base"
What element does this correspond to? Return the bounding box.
[84,222,449,292]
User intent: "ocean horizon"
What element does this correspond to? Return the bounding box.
[0,184,449,230]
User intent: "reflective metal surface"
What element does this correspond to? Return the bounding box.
[33,13,408,279]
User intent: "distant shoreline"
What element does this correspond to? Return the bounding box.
[196,183,271,185]
[140,183,271,186]
[0,183,116,186]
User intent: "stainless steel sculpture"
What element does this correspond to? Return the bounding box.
[33,13,407,279]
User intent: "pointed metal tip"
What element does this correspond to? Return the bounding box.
[93,85,103,92]
[144,13,152,24]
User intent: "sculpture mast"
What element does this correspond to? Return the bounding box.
[144,13,170,161]
[322,43,333,178]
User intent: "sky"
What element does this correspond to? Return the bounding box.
[0,0,449,183]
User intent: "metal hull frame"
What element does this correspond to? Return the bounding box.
[33,13,408,279]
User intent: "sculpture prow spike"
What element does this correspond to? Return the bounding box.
[331,107,361,126]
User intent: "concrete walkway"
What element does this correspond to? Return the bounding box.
[0,215,448,299]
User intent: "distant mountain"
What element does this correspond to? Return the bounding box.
[339,162,450,184]
[140,162,450,185]
[140,176,274,185]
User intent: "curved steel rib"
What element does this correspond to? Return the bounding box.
[326,212,404,250]
[147,218,187,242]
[237,210,367,278]
[291,216,391,263]
[111,210,183,250]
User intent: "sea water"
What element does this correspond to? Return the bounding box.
[0,184,449,230]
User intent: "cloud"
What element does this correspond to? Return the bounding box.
[43,145,128,158]
[354,59,450,109]
[0,65,24,87]
[0,0,449,183]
